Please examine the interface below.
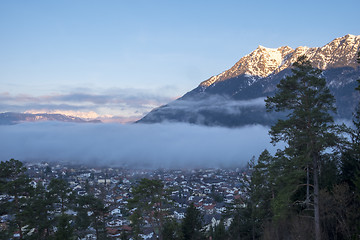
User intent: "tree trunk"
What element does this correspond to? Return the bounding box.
[95,219,99,240]
[158,195,163,240]
[306,165,310,209]
[252,201,255,240]
[313,155,321,240]
[17,221,23,240]
[15,196,23,240]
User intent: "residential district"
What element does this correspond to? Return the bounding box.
[0,161,250,239]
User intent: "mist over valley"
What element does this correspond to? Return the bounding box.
[0,122,275,169]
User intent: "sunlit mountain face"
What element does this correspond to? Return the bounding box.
[138,34,360,127]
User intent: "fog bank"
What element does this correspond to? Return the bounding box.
[0,122,276,169]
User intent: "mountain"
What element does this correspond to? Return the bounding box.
[138,34,360,127]
[0,112,102,125]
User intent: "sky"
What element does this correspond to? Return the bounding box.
[1,0,359,122]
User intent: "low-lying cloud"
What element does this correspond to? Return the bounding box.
[142,95,279,127]
[0,88,177,121]
[0,122,278,169]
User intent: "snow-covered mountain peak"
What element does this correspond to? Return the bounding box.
[256,45,275,51]
[308,34,360,70]
[200,45,293,87]
[200,34,360,88]
[140,35,360,127]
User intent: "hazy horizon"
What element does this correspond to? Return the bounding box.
[0,121,281,168]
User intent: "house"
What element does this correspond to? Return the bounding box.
[110,208,121,216]
[215,202,226,214]
[139,228,154,240]
[173,210,185,220]
[97,179,111,184]
[203,204,216,215]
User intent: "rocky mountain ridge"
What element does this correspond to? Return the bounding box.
[0,112,102,125]
[201,34,360,88]
[138,34,360,127]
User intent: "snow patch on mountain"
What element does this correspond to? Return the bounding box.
[200,34,360,88]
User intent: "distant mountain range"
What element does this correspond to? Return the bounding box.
[0,112,102,125]
[138,34,360,127]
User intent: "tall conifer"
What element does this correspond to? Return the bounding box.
[265,56,337,240]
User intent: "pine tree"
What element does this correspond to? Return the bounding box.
[213,220,228,240]
[48,178,74,214]
[230,152,276,240]
[250,150,275,237]
[162,218,182,240]
[335,52,360,238]
[54,214,75,240]
[128,178,171,240]
[265,56,338,240]
[26,184,54,239]
[334,50,360,238]
[181,203,204,240]
[0,159,33,239]
[75,194,108,239]
[242,156,264,240]
[226,197,253,240]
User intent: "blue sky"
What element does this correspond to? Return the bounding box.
[1,0,359,122]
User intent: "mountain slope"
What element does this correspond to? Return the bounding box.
[0,112,102,125]
[138,34,360,127]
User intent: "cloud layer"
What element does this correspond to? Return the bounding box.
[0,88,177,122]
[0,122,277,169]
[165,96,267,118]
